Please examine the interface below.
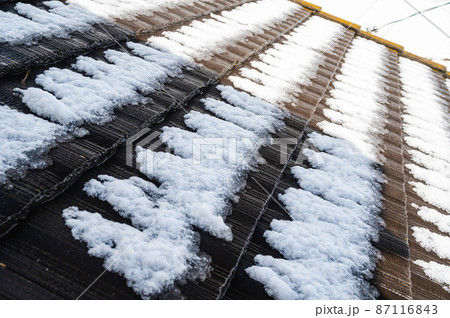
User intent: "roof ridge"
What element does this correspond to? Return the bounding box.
[290,0,450,78]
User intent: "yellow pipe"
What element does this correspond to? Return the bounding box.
[290,0,448,78]
[401,51,447,73]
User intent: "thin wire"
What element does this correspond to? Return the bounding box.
[380,17,398,38]
[369,1,450,33]
[402,0,450,39]
[97,24,181,105]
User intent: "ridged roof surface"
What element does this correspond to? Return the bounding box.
[0,0,449,300]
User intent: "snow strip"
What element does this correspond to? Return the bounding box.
[63,190,210,298]
[318,37,390,162]
[67,0,198,19]
[414,260,450,292]
[399,58,450,213]
[0,1,102,45]
[148,0,299,62]
[63,85,285,298]
[413,203,450,235]
[17,42,185,126]
[412,227,450,260]
[246,132,383,299]
[0,105,68,183]
[229,16,344,104]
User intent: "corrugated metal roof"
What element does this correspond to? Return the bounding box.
[0,0,449,300]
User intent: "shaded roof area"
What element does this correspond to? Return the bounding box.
[0,0,449,299]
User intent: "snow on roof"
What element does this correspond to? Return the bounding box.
[414,203,450,236]
[247,132,383,299]
[412,227,450,261]
[66,0,200,19]
[414,260,450,293]
[397,52,450,297]
[0,41,187,182]
[63,85,286,298]
[400,57,450,213]
[318,37,390,162]
[229,16,344,104]
[0,1,102,44]
[17,42,185,126]
[148,0,300,62]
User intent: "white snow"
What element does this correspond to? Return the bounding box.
[136,147,236,241]
[318,37,390,162]
[246,132,383,299]
[201,98,282,135]
[413,203,450,235]
[148,0,300,62]
[17,42,185,126]
[414,260,450,292]
[63,85,285,298]
[406,164,450,193]
[410,182,450,215]
[0,105,68,183]
[407,149,450,178]
[0,1,102,44]
[399,57,450,214]
[63,205,210,298]
[412,227,450,260]
[229,16,344,104]
[67,0,199,19]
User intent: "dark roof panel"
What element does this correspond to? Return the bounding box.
[0,0,449,300]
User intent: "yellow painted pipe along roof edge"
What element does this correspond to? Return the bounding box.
[358,30,404,52]
[318,11,361,31]
[401,51,447,74]
[291,0,321,12]
[290,0,449,78]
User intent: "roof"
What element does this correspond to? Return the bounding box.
[0,0,449,300]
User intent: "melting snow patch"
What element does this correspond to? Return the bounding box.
[412,227,450,260]
[399,58,450,213]
[229,16,344,104]
[67,0,198,19]
[17,42,185,126]
[0,1,102,44]
[246,132,383,299]
[148,0,299,62]
[407,149,450,179]
[318,37,390,162]
[410,182,450,214]
[63,85,285,298]
[0,105,68,183]
[414,260,450,292]
[63,188,209,298]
